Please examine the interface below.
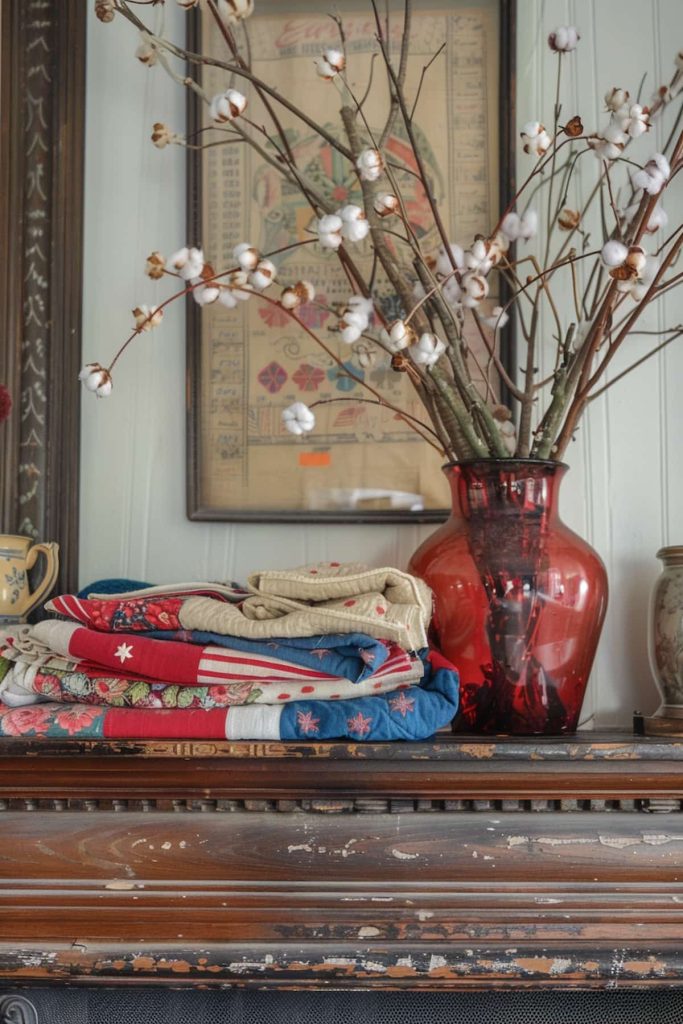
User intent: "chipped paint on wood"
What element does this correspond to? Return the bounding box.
[3,944,683,988]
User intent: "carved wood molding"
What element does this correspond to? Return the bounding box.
[1,734,683,990]
[0,994,38,1024]
[0,0,84,592]
[0,796,680,813]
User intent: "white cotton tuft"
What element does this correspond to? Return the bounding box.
[167,246,205,280]
[233,243,259,272]
[548,26,580,52]
[632,153,670,195]
[374,193,400,217]
[317,214,344,250]
[209,89,247,124]
[315,49,345,79]
[339,206,369,243]
[79,362,113,397]
[282,401,315,435]
[482,306,509,330]
[249,259,277,291]
[356,148,383,181]
[412,332,446,367]
[601,240,628,267]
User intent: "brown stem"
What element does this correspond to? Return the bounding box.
[378,0,412,149]
[587,328,683,403]
[516,300,540,456]
[115,1,354,161]
[308,396,444,453]
[205,0,297,167]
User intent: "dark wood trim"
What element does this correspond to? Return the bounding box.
[0,0,84,595]
[1,733,683,990]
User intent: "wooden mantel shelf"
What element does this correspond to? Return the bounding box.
[1,731,683,991]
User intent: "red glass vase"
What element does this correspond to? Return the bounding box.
[408,460,608,735]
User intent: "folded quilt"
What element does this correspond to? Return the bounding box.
[23,620,393,685]
[81,580,249,601]
[47,562,432,651]
[0,651,458,740]
[0,643,422,710]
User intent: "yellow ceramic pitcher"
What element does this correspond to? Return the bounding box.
[0,535,59,623]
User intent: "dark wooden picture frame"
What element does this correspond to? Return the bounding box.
[0,0,85,595]
[186,0,516,524]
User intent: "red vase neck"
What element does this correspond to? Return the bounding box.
[444,459,567,523]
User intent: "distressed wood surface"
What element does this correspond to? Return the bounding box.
[2,943,682,989]
[2,734,683,989]
[2,733,683,805]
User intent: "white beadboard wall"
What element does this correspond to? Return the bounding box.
[80,0,683,726]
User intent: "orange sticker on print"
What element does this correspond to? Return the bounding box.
[299,452,331,468]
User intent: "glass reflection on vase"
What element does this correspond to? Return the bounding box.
[408,460,608,735]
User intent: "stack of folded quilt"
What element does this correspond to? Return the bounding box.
[0,562,459,741]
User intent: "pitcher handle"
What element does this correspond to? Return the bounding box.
[24,542,60,617]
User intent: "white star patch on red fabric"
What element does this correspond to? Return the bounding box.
[115,642,134,664]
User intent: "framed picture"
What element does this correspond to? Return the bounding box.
[0,0,85,591]
[187,0,516,522]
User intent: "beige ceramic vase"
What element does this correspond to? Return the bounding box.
[0,535,59,623]
[648,546,683,729]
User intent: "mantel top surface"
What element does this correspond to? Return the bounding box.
[0,729,680,761]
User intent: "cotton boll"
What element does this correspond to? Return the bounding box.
[622,104,650,139]
[442,277,463,310]
[346,295,374,320]
[645,203,668,233]
[282,402,315,435]
[519,210,538,240]
[233,243,259,272]
[381,319,415,353]
[191,282,220,306]
[520,121,552,156]
[280,281,316,310]
[341,216,370,243]
[339,206,369,243]
[501,212,521,241]
[465,238,493,275]
[315,49,345,79]
[412,332,446,367]
[218,289,239,309]
[209,89,247,124]
[558,208,581,231]
[135,36,157,66]
[250,259,277,291]
[436,243,465,275]
[461,272,489,308]
[133,304,163,330]
[548,26,580,52]
[228,270,253,301]
[482,306,509,330]
[167,246,204,280]
[632,153,671,195]
[216,0,254,25]
[145,251,166,279]
[338,310,367,344]
[317,214,343,249]
[356,148,383,181]
[374,193,400,217]
[601,240,628,268]
[79,363,113,397]
[604,87,630,111]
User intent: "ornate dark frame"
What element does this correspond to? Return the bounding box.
[186,0,517,523]
[0,0,85,595]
